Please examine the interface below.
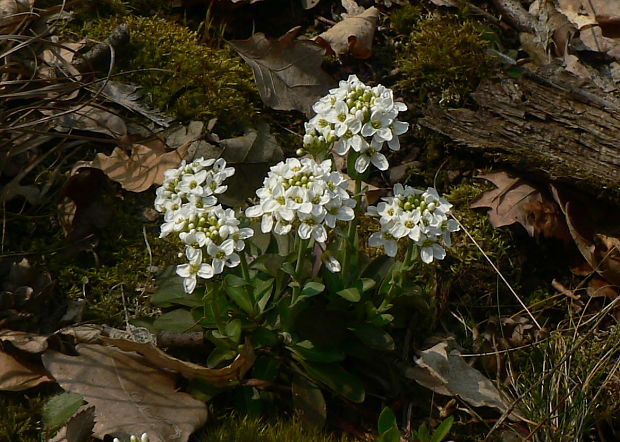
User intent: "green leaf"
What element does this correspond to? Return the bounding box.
[225,273,249,288]
[225,285,255,316]
[360,278,376,292]
[153,308,199,332]
[291,281,325,308]
[430,416,454,442]
[150,266,201,308]
[292,372,326,429]
[297,360,365,403]
[207,346,237,368]
[377,406,397,434]
[352,324,395,351]
[254,278,274,313]
[417,422,431,442]
[381,426,401,442]
[288,340,345,363]
[336,287,361,302]
[275,232,293,256]
[225,319,242,344]
[251,327,280,347]
[43,392,84,434]
[253,355,280,381]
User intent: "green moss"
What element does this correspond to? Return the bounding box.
[390,4,423,35]
[396,14,496,106]
[84,16,259,137]
[197,415,348,442]
[0,392,48,442]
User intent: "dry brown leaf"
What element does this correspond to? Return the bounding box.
[0,0,34,33]
[315,7,379,59]
[551,185,620,286]
[0,348,53,391]
[555,0,620,59]
[472,171,567,239]
[229,27,335,116]
[57,325,104,344]
[49,405,95,442]
[41,105,127,139]
[42,344,207,442]
[340,0,365,18]
[101,336,255,387]
[0,329,48,353]
[404,341,522,419]
[88,140,189,192]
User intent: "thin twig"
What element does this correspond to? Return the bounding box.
[450,213,542,330]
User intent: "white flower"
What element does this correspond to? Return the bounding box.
[367,184,459,262]
[303,75,408,172]
[246,157,354,243]
[176,248,214,293]
[207,238,240,275]
[114,434,149,442]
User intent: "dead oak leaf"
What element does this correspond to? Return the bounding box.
[0,347,53,391]
[0,329,49,353]
[315,7,379,59]
[88,140,189,192]
[471,171,566,239]
[228,26,335,117]
[42,344,207,442]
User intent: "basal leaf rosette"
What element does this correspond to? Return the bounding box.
[366,184,459,263]
[302,74,409,174]
[154,157,253,293]
[245,157,355,244]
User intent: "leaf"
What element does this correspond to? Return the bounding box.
[217,121,284,207]
[0,0,34,34]
[377,406,397,434]
[150,266,202,308]
[89,80,172,127]
[153,308,200,332]
[0,329,49,353]
[404,341,523,420]
[0,347,53,391]
[551,186,620,286]
[228,27,335,116]
[297,359,365,403]
[301,0,320,9]
[292,372,326,429]
[41,105,127,139]
[87,139,189,192]
[336,287,361,302]
[42,344,207,442]
[100,337,255,387]
[315,7,379,59]
[291,281,325,307]
[430,416,454,442]
[49,405,95,442]
[288,340,345,363]
[43,392,84,435]
[352,324,395,351]
[471,171,567,239]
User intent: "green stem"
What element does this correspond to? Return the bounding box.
[292,235,305,301]
[238,248,257,317]
[342,177,362,279]
[207,285,226,336]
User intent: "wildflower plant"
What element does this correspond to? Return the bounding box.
[152,76,459,415]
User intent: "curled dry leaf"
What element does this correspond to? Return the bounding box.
[315,7,379,59]
[42,344,208,442]
[0,329,49,353]
[228,27,335,116]
[555,0,620,59]
[404,341,522,420]
[101,336,256,387]
[41,105,127,139]
[0,0,34,33]
[87,139,189,192]
[0,347,53,391]
[551,185,620,286]
[471,171,570,241]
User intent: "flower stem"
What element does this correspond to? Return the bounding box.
[292,235,305,301]
[342,177,362,279]
[206,285,226,337]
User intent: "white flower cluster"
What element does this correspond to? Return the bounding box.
[366,184,459,263]
[154,158,253,293]
[113,434,149,442]
[303,74,409,174]
[246,157,355,245]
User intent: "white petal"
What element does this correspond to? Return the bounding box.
[420,247,433,264]
[261,214,274,233]
[183,275,197,294]
[355,155,370,173]
[371,153,389,171]
[245,205,263,217]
